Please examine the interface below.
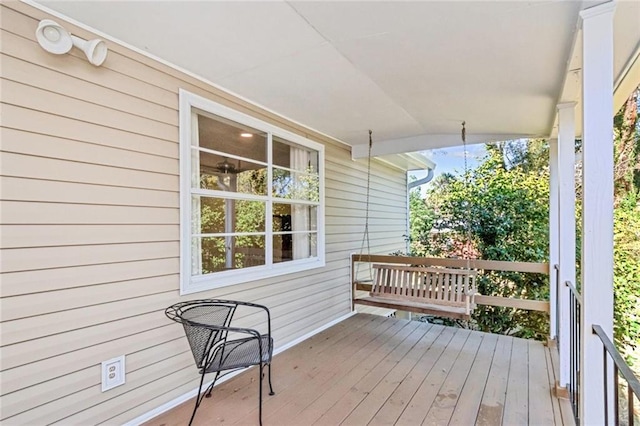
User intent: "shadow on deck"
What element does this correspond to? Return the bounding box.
[147,313,574,425]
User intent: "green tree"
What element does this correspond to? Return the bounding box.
[612,88,640,362]
[408,187,435,256]
[422,140,551,339]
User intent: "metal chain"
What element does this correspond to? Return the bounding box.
[357,130,373,281]
[462,121,472,269]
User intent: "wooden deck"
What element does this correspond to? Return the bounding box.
[147,314,574,426]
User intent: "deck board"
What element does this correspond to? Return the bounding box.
[476,334,513,425]
[545,343,564,425]
[395,328,471,425]
[447,332,499,425]
[293,320,421,425]
[368,326,457,425]
[315,324,431,425]
[528,339,556,425]
[421,330,484,425]
[503,337,529,425]
[146,313,572,426]
[341,324,445,425]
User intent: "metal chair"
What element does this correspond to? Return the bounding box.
[165,299,274,425]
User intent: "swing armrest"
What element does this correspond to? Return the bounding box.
[464,289,479,315]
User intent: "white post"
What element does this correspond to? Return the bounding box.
[557,103,577,389]
[580,2,615,424]
[548,138,559,342]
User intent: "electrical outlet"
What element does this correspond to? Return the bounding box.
[101,355,125,392]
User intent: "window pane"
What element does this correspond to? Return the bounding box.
[272,234,292,263]
[196,111,267,163]
[196,235,265,274]
[196,196,266,234]
[273,136,319,172]
[273,203,317,232]
[272,168,319,201]
[197,150,267,196]
[273,232,317,263]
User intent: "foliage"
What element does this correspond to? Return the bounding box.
[408,187,436,256]
[612,89,640,363]
[413,140,551,339]
[613,195,640,363]
[408,89,639,350]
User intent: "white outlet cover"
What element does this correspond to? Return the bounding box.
[101,355,126,392]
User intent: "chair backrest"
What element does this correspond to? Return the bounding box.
[166,300,238,368]
[371,264,477,306]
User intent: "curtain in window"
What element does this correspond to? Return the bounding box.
[290,147,310,259]
[191,112,203,274]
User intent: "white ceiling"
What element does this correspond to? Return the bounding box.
[37,0,640,157]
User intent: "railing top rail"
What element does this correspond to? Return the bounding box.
[565,280,583,305]
[351,253,549,274]
[592,324,640,397]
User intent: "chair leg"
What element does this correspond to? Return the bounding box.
[268,363,275,396]
[189,372,207,426]
[205,371,220,398]
[258,363,264,426]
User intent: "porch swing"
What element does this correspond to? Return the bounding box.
[352,124,479,321]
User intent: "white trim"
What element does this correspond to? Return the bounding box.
[194,145,269,168]
[188,257,325,294]
[180,89,325,295]
[183,91,324,153]
[557,102,577,110]
[122,311,356,426]
[352,133,534,159]
[580,3,616,422]
[192,189,268,201]
[548,138,559,340]
[20,0,350,150]
[557,104,577,388]
[578,1,616,21]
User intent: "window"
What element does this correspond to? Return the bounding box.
[179,90,325,294]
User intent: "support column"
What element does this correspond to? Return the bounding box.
[580,2,615,424]
[557,103,576,389]
[548,138,559,342]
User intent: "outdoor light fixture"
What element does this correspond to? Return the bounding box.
[240,133,253,138]
[36,19,108,66]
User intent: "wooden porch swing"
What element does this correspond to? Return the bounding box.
[353,124,479,321]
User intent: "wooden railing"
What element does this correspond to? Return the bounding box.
[351,254,550,313]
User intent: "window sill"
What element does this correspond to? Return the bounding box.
[180,257,326,295]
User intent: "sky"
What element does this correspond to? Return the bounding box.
[409,142,487,191]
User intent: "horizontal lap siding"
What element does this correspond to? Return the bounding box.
[0,3,408,425]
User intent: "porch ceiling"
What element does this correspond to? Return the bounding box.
[36,0,639,156]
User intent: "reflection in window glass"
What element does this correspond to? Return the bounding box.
[197,150,267,196]
[196,112,267,163]
[273,204,317,232]
[195,196,266,235]
[272,168,319,201]
[273,233,317,263]
[273,136,319,171]
[196,236,266,274]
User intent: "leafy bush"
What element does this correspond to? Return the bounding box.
[411,140,551,339]
[613,195,640,364]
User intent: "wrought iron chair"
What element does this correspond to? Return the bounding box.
[165,299,274,425]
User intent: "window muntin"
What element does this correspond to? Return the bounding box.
[180,90,324,294]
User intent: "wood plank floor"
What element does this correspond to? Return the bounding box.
[147,314,574,426]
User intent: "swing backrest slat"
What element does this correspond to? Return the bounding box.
[370,264,477,307]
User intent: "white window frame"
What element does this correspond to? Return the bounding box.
[179,89,325,295]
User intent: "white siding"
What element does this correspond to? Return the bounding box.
[0,3,408,424]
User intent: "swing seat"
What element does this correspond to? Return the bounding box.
[356,264,478,320]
